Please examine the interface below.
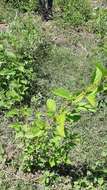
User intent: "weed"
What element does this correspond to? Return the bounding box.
[9,65,107,173]
[56,0,92,27]
[0,14,51,109]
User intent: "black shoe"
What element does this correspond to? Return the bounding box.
[42,13,53,21]
[48,14,53,20]
[42,15,49,21]
[48,9,53,20]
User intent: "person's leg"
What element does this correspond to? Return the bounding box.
[47,0,53,18]
[39,0,47,20]
[48,0,53,10]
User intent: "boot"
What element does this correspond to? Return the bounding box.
[42,10,49,21]
[47,8,53,20]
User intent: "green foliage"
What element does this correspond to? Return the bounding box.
[9,65,107,172]
[6,0,38,12]
[0,2,107,189]
[73,177,105,190]
[0,14,51,109]
[89,7,107,38]
[7,0,92,26]
[0,43,32,109]
[10,104,78,171]
[73,150,107,189]
[57,0,92,26]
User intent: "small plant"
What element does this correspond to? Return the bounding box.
[0,43,32,109]
[9,65,107,172]
[57,0,92,26]
[73,150,107,189]
[89,7,107,38]
[6,0,38,12]
[0,15,51,109]
[10,99,78,171]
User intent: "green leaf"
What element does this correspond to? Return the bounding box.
[21,124,29,133]
[20,107,32,117]
[24,132,36,139]
[49,158,55,167]
[86,84,97,94]
[101,151,107,157]
[5,51,17,60]
[18,65,25,72]
[10,123,22,132]
[96,63,107,77]
[93,67,103,86]
[67,113,81,122]
[86,91,97,107]
[52,136,61,146]
[77,102,96,112]
[46,99,56,113]
[0,44,4,51]
[103,84,107,91]
[15,131,24,139]
[73,91,85,104]
[6,90,21,100]
[36,119,46,129]
[25,127,43,138]
[0,100,5,108]
[98,178,104,185]
[103,169,107,174]
[53,88,72,100]
[6,108,19,118]
[0,69,15,76]
[56,112,66,137]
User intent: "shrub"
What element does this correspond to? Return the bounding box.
[57,0,92,26]
[0,15,51,109]
[9,65,107,171]
[0,44,32,109]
